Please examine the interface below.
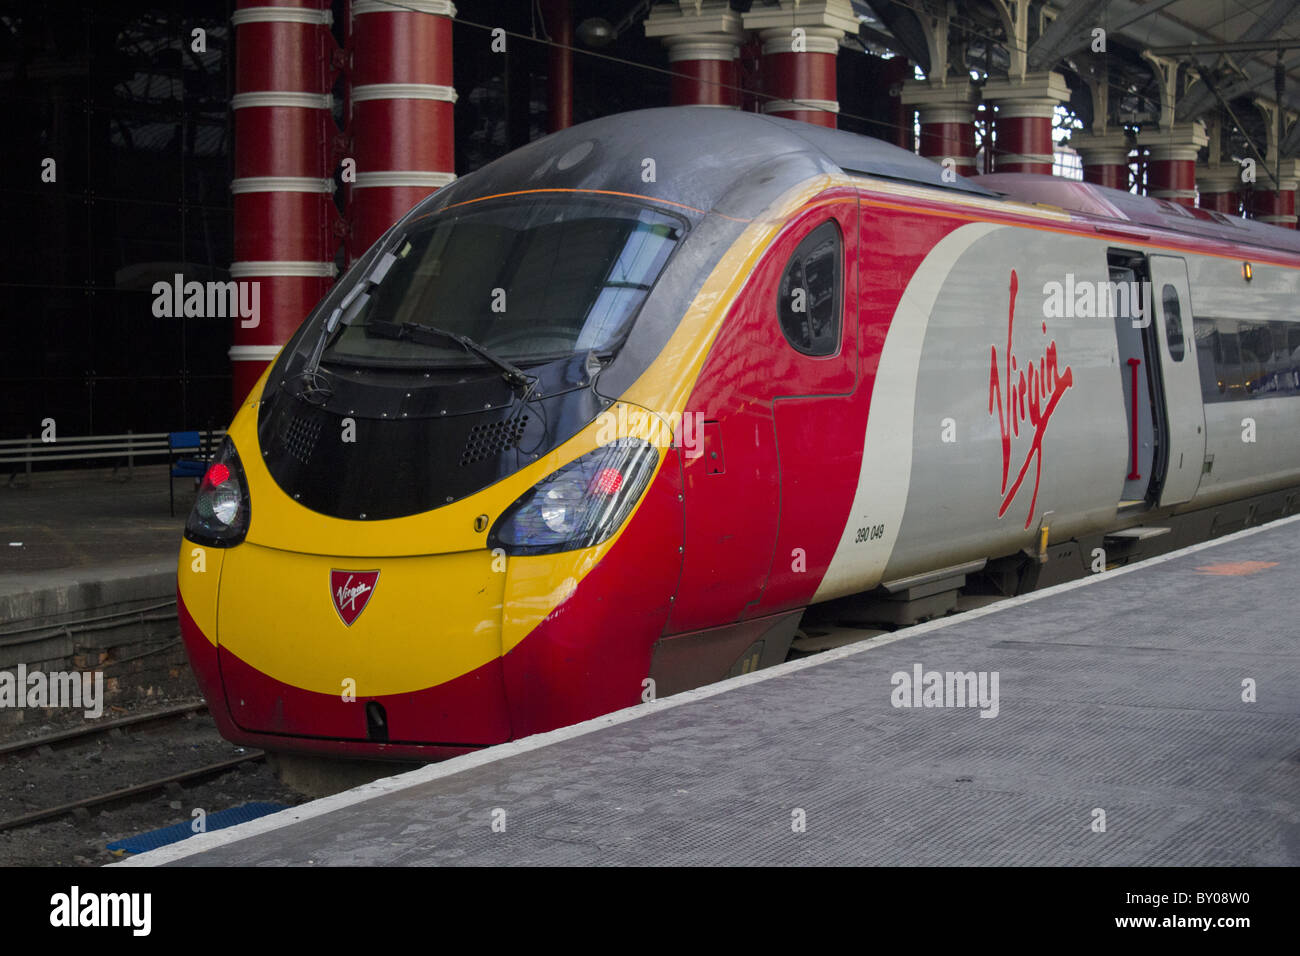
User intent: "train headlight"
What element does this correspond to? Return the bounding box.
[185,438,251,547]
[489,439,658,555]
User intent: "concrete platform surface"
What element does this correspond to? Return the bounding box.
[126,516,1300,867]
[0,465,189,576]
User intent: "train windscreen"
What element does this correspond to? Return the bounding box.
[320,196,685,369]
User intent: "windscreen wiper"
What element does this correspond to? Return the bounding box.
[366,321,533,389]
[297,241,403,396]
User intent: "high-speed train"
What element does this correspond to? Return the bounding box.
[179,107,1300,760]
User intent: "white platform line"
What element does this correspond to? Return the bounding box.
[118,512,1300,866]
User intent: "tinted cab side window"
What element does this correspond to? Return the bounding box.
[777,221,842,356]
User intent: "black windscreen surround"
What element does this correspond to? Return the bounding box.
[255,195,689,521]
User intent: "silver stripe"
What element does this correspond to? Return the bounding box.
[231,176,334,195]
[921,155,978,167]
[353,0,456,15]
[353,170,457,189]
[995,153,1055,166]
[762,98,839,115]
[230,261,337,278]
[350,83,458,104]
[231,91,332,110]
[228,345,284,361]
[231,7,333,27]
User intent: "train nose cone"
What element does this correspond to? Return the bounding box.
[214,544,511,746]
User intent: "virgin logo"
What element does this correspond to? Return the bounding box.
[987,270,1074,529]
[330,570,379,626]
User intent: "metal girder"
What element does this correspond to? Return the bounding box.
[1106,0,1184,33]
[1027,0,1113,72]
[1194,64,1280,190]
[1174,0,1299,120]
[1179,52,1300,120]
[861,1,935,75]
[1153,39,1300,56]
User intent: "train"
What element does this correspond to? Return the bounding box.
[178,106,1300,760]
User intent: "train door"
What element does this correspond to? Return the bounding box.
[1148,255,1206,506]
[1110,251,1157,505]
[753,197,860,614]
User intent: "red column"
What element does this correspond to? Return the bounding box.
[664,37,740,106]
[230,1,337,408]
[917,113,977,174]
[1070,130,1130,190]
[1136,124,1207,207]
[347,0,457,262]
[884,57,912,151]
[1197,164,1241,214]
[991,103,1055,174]
[1083,163,1127,190]
[756,27,841,127]
[644,1,744,108]
[1248,171,1299,227]
[1145,146,1198,206]
[902,81,979,176]
[983,73,1069,175]
[544,0,573,130]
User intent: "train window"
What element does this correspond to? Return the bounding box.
[777,221,842,357]
[319,196,686,368]
[1217,322,1246,398]
[1193,317,1300,402]
[1161,284,1185,361]
[1194,319,1222,402]
[1238,322,1271,394]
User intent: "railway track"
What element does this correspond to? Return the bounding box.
[0,701,265,832]
[0,701,207,760]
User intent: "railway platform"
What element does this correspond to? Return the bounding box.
[0,466,200,735]
[124,516,1300,867]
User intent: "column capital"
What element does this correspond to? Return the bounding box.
[741,0,857,35]
[758,26,842,55]
[1069,129,1132,167]
[1136,121,1208,162]
[900,78,979,109]
[1197,163,1244,194]
[661,35,740,62]
[981,71,1069,106]
[1257,157,1300,194]
[1254,157,1300,187]
[644,1,743,41]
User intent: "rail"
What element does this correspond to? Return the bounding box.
[0,430,225,484]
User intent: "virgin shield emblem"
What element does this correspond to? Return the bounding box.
[330,570,379,626]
